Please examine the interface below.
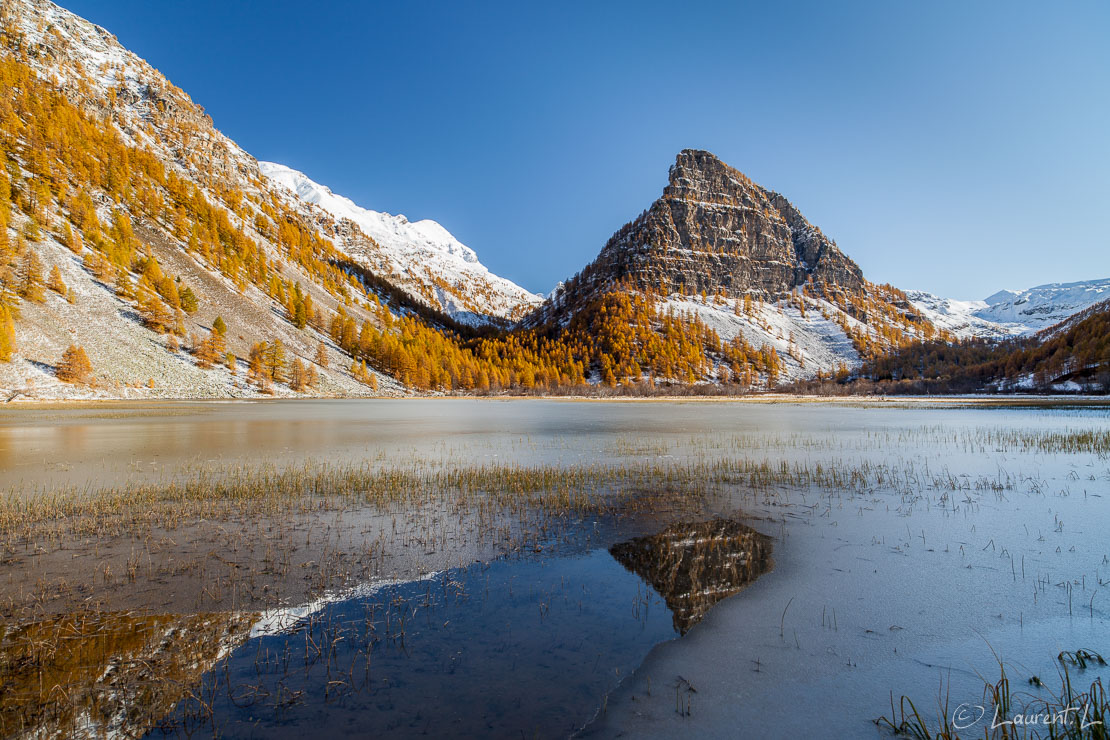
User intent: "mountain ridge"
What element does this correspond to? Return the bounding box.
[0,0,1103,399]
[258,162,542,324]
[907,277,1110,339]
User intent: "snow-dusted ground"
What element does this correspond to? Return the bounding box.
[0,220,402,402]
[662,295,860,382]
[907,278,1110,339]
[260,162,542,322]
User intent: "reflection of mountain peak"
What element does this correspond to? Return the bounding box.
[610,518,773,634]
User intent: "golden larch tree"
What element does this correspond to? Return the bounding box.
[56,344,93,384]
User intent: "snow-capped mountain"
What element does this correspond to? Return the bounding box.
[978,279,1110,330]
[528,150,936,383]
[907,278,1110,339]
[259,163,541,324]
[9,0,537,326]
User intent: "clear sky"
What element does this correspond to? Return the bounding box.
[64,0,1109,299]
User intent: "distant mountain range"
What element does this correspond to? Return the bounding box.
[907,279,1110,339]
[0,0,1102,398]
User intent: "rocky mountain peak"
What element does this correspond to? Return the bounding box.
[556,150,863,312]
[664,149,756,201]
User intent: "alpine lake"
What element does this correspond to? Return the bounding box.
[1,398,1108,738]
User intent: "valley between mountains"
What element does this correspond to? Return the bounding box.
[0,0,1106,400]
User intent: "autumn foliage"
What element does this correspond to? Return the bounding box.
[56,344,93,384]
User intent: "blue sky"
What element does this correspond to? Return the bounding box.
[65,1,1109,299]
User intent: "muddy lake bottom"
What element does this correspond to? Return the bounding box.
[2,399,1110,738]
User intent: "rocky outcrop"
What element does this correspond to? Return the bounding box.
[541,150,864,320]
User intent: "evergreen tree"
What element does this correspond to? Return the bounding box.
[178,284,199,313]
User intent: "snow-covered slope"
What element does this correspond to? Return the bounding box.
[907,278,1110,339]
[260,163,541,324]
[662,295,860,383]
[904,291,1026,338]
[978,279,1110,330]
[0,0,418,399]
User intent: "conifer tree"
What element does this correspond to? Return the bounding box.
[289,358,307,391]
[178,284,199,313]
[194,330,222,369]
[63,222,80,254]
[47,264,65,295]
[56,344,93,384]
[17,251,44,302]
[314,340,329,369]
[264,339,286,383]
[139,294,173,333]
[0,304,15,362]
[0,173,9,255]
[248,342,266,387]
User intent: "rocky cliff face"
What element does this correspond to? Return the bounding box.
[555,150,862,312]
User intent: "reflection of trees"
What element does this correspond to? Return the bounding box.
[610,518,773,634]
[0,609,253,738]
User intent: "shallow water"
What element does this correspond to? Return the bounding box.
[2,399,1109,738]
[152,549,676,738]
[1,398,1106,492]
[137,518,772,738]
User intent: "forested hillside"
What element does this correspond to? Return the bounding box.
[855,299,1110,393]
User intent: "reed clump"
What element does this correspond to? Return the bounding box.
[877,651,1109,739]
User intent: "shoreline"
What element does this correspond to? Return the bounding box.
[2,392,1109,410]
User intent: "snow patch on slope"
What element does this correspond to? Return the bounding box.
[662,296,860,382]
